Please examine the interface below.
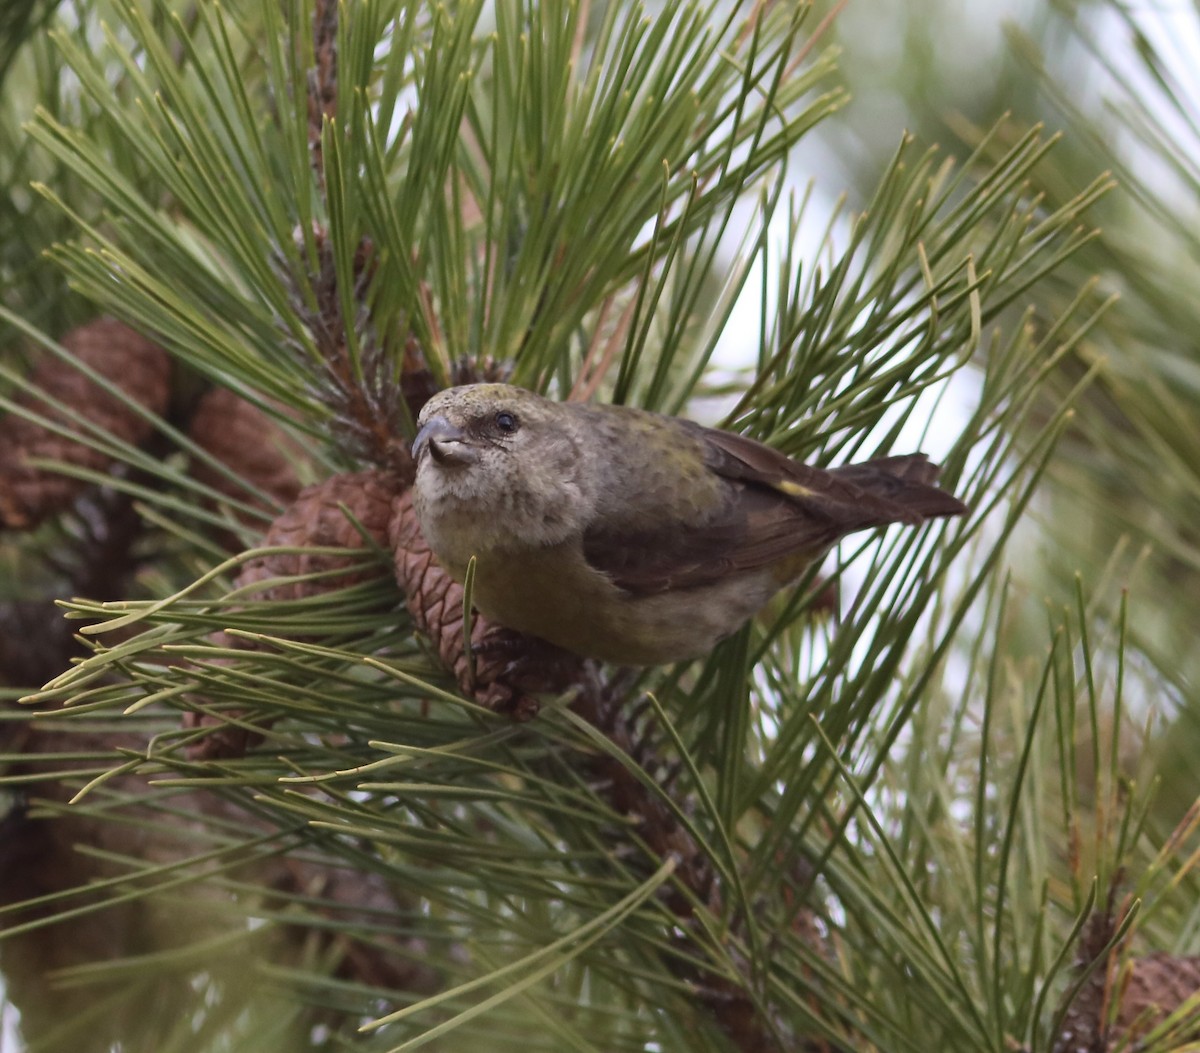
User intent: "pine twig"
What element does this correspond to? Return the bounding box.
[570,678,791,1052]
[307,0,338,184]
[390,490,793,1049]
[1,723,444,1025]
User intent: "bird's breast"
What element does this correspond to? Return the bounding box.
[466,543,781,665]
[468,543,621,644]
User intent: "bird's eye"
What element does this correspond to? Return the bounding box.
[494,411,519,434]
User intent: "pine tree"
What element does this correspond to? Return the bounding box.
[2,1,1194,1051]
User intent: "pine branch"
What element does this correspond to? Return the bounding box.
[6,3,1190,1052]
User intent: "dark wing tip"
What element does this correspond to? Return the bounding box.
[833,454,968,522]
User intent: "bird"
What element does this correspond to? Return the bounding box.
[410,383,967,665]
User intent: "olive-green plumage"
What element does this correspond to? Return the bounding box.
[411,384,967,665]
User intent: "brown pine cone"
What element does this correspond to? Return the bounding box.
[187,386,305,536]
[234,469,403,600]
[0,319,170,529]
[388,489,583,719]
[1112,952,1200,1047]
[185,469,405,760]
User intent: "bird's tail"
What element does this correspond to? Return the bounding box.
[832,454,968,522]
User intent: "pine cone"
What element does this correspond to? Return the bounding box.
[388,489,583,719]
[1055,896,1200,1053]
[185,470,404,760]
[235,469,402,600]
[1112,952,1200,1047]
[187,386,305,537]
[0,319,170,529]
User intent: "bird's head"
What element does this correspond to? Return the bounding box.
[411,384,594,552]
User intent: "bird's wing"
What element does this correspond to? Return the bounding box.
[582,421,964,596]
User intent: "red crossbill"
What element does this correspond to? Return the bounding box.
[411,384,966,665]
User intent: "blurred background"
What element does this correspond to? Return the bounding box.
[5,0,1200,1049]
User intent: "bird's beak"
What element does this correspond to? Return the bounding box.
[413,416,479,467]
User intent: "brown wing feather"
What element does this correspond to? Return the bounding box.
[694,425,925,524]
[583,420,966,596]
[830,455,968,520]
